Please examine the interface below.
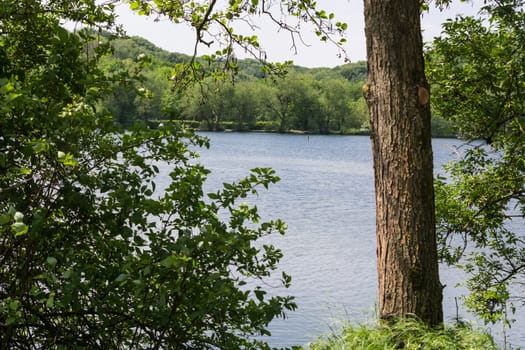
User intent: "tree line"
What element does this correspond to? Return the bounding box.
[98,35,454,136]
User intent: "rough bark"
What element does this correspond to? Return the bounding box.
[363,0,443,325]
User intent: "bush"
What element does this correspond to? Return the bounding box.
[0,3,295,348]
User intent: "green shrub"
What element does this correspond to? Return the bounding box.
[308,318,497,350]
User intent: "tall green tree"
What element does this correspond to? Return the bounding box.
[230,81,265,130]
[427,0,525,324]
[182,77,236,130]
[264,78,298,133]
[318,78,355,133]
[0,1,296,348]
[285,74,323,133]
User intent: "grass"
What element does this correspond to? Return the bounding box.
[307,317,498,350]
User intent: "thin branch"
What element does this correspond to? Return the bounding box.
[497,263,525,285]
[193,0,218,59]
[462,190,522,232]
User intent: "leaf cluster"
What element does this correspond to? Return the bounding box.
[126,0,349,74]
[427,0,525,324]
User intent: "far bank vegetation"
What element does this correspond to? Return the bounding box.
[99,35,454,137]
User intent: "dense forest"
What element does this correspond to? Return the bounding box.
[98,35,455,136]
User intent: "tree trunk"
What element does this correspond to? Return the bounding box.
[363,0,443,325]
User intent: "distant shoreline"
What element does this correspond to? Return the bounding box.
[148,120,457,138]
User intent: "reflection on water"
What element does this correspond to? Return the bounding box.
[157,132,523,348]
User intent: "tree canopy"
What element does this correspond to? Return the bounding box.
[96,33,457,136]
[0,1,298,348]
[427,0,525,325]
[96,34,371,134]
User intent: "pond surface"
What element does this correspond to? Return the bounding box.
[162,132,524,348]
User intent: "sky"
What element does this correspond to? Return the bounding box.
[113,1,481,68]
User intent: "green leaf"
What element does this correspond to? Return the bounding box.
[254,289,266,301]
[0,213,10,225]
[20,167,31,175]
[7,206,16,216]
[58,152,78,167]
[46,292,55,308]
[9,300,20,311]
[160,255,177,268]
[11,222,28,236]
[30,140,49,154]
[208,192,220,200]
[46,257,58,267]
[115,273,128,282]
[6,316,17,326]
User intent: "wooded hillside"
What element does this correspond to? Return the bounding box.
[99,34,454,136]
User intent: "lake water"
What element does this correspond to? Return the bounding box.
[167,132,524,348]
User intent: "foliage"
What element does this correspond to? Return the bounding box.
[101,33,456,136]
[0,0,298,348]
[127,0,348,64]
[329,61,368,83]
[111,35,192,64]
[307,318,497,350]
[177,71,368,134]
[97,33,372,134]
[427,0,525,324]
[430,114,455,138]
